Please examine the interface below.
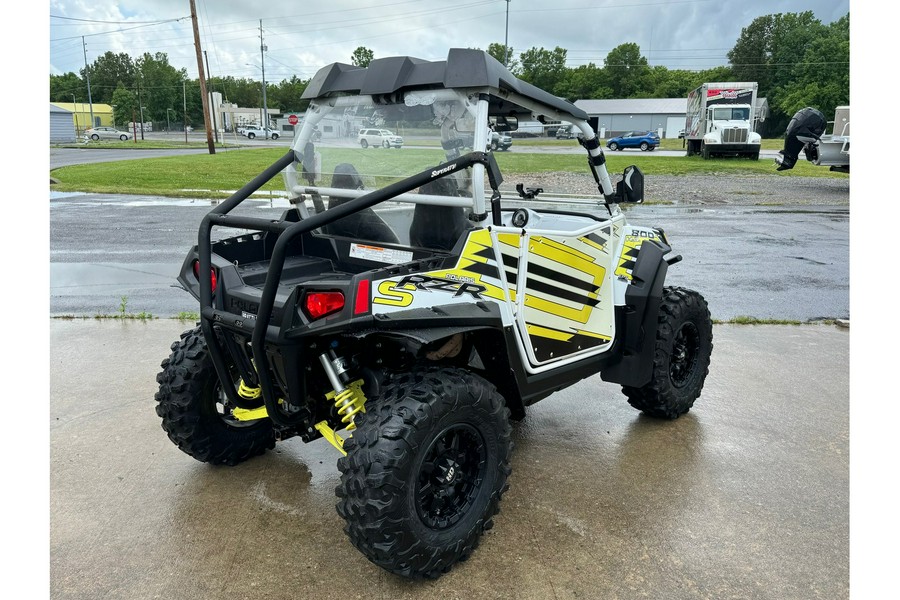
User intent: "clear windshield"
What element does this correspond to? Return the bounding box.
[283,91,488,251]
[712,107,750,121]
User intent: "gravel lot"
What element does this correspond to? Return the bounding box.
[503,173,850,206]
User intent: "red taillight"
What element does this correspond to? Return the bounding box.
[192,260,218,293]
[305,291,345,319]
[354,279,371,315]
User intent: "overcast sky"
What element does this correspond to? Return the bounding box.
[49,0,849,81]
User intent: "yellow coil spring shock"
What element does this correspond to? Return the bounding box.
[314,351,367,455]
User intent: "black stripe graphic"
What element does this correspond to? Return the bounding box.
[527,261,598,293]
[464,260,500,281]
[527,279,600,307]
[529,328,610,362]
[586,232,608,247]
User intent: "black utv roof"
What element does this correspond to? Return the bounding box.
[302,48,589,121]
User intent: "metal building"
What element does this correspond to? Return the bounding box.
[50,103,77,143]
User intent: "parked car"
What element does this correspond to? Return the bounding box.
[243,126,280,140]
[490,131,512,151]
[358,128,403,148]
[85,126,132,141]
[606,131,660,151]
[556,124,579,139]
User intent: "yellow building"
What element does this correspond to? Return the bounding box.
[50,102,114,134]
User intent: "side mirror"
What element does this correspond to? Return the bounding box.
[613,165,644,203]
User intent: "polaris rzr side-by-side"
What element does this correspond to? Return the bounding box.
[155,49,713,579]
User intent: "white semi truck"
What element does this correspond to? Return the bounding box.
[684,82,761,160]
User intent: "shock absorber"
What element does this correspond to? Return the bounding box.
[314,348,367,455]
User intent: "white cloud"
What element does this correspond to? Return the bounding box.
[50,0,850,81]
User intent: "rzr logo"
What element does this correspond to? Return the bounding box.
[373,274,486,307]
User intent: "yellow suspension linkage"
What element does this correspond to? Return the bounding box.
[231,378,277,422]
[315,379,367,456]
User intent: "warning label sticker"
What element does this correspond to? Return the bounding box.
[349,243,413,265]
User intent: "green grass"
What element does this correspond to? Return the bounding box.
[711,316,839,325]
[51,143,846,198]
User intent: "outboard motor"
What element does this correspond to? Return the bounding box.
[775,107,827,171]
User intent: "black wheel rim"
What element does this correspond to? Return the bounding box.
[415,423,487,530]
[670,322,701,388]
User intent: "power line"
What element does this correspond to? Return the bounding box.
[50,14,189,24]
[50,18,189,42]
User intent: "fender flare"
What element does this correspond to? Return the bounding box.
[600,240,670,387]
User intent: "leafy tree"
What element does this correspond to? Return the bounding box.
[604,43,651,98]
[556,63,608,102]
[486,43,517,72]
[135,52,188,126]
[110,85,137,126]
[351,46,374,67]
[50,72,84,102]
[82,51,135,104]
[727,11,842,131]
[518,46,568,93]
[271,75,309,112]
[775,14,849,124]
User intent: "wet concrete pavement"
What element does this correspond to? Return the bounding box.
[50,319,848,599]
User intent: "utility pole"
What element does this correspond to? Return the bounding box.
[189,0,215,154]
[137,79,145,140]
[81,37,95,127]
[204,50,220,144]
[504,0,511,67]
[260,20,269,139]
[71,94,79,136]
[183,80,188,144]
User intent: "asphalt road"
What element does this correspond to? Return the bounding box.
[49,191,849,321]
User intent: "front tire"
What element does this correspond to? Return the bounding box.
[155,326,275,465]
[271,133,279,140]
[622,287,713,419]
[336,367,512,579]
[90,134,99,141]
[119,134,128,141]
[360,139,368,148]
[608,142,618,151]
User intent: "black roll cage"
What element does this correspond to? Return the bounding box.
[197,149,502,425]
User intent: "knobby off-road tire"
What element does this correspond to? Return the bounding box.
[155,326,275,465]
[336,366,512,579]
[623,287,713,419]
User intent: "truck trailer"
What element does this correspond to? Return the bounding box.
[684,82,761,159]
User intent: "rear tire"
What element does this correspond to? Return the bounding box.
[622,287,713,419]
[640,142,649,151]
[247,132,256,139]
[155,326,275,465]
[336,366,512,579]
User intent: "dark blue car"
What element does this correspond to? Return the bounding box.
[606,131,660,151]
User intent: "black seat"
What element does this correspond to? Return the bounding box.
[324,163,399,244]
[409,176,473,251]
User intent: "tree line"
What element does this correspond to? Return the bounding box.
[50,11,848,135]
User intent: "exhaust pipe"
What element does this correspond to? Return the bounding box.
[775,107,826,171]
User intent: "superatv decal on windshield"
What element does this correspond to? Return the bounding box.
[373,274,486,307]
